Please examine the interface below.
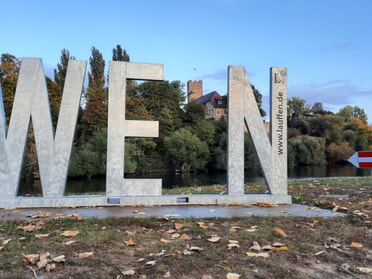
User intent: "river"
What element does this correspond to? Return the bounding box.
[19,164,371,196]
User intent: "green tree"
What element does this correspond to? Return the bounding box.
[69,129,107,177]
[54,49,75,91]
[251,84,266,117]
[337,105,368,124]
[287,97,311,121]
[80,47,107,139]
[164,128,209,172]
[112,44,130,62]
[288,135,326,167]
[183,101,205,124]
[137,80,185,135]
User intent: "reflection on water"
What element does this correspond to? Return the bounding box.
[18,164,371,196]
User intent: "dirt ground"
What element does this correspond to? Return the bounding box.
[0,178,371,279]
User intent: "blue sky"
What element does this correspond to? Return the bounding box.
[1,0,372,124]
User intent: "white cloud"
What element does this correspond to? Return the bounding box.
[320,43,357,53]
[289,80,371,106]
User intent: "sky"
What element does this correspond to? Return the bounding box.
[1,0,372,124]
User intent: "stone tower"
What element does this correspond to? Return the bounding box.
[187,80,203,102]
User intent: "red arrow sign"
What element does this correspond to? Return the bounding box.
[348,151,372,168]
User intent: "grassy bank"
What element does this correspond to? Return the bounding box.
[1,177,371,278]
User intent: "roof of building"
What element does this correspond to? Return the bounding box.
[195,91,227,108]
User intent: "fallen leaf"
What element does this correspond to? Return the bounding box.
[355,267,372,273]
[72,214,83,221]
[207,236,220,242]
[196,222,209,229]
[23,253,40,264]
[228,243,240,249]
[174,223,184,230]
[275,246,288,251]
[31,212,52,218]
[121,266,136,275]
[189,246,204,251]
[250,241,261,251]
[12,209,20,213]
[229,240,239,244]
[229,226,241,232]
[226,273,241,279]
[64,240,76,245]
[18,224,36,232]
[256,202,277,207]
[46,263,56,272]
[2,238,12,245]
[160,238,172,243]
[183,249,194,256]
[37,252,49,269]
[0,247,3,251]
[180,233,191,239]
[246,252,270,258]
[52,255,65,262]
[145,260,157,266]
[261,245,273,250]
[171,233,180,238]
[60,230,79,237]
[351,242,363,248]
[125,238,136,246]
[274,228,287,237]
[35,233,50,239]
[78,252,93,258]
[272,242,286,247]
[246,226,258,232]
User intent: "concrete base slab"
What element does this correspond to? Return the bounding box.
[0,204,344,221]
[0,194,292,209]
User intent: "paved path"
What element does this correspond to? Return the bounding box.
[0,204,344,221]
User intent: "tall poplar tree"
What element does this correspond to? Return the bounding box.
[47,49,76,129]
[80,47,107,139]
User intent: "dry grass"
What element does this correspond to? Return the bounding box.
[1,177,371,279]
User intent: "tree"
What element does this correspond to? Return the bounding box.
[311,102,324,115]
[337,105,368,124]
[112,44,130,62]
[326,142,353,162]
[183,101,205,124]
[287,97,311,121]
[164,128,209,172]
[343,117,371,151]
[54,49,75,91]
[137,80,185,135]
[288,135,326,166]
[80,47,107,139]
[251,84,266,117]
